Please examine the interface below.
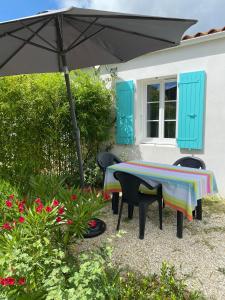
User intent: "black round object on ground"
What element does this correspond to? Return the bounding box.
[83,218,106,238]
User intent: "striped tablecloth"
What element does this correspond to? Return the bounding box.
[104,160,218,220]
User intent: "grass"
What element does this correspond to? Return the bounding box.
[203,194,225,214]
[218,267,225,275]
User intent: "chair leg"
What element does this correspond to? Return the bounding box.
[177,211,183,238]
[158,199,163,230]
[139,202,148,239]
[196,199,202,220]
[192,209,196,219]
[116,200,124,231]
[128,204,134,219]
[112,192,119,214]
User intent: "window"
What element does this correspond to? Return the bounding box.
[144,78,177,142]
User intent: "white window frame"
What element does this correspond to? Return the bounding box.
[140,77,177,145]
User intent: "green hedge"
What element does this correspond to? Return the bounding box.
[0,70,114,192]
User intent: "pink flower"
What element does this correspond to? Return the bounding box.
[8,194,14,200]
[35,198,42,205]
[18,278,26,285]
[36,204,43,213]
[45,206,52,213]
[2,223,12,230]
[88,220,97,228]
[6,277,15,286]
[53,199,59,207]
[18,201,25,213]
[58,206,64,215]
[103,192,111,201]
[67,219,73,225]
[6,200,13,208]
[71,194,77,201]
[18,216,25,223]
[56,216,62,223]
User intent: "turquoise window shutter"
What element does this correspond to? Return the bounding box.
[116,80,134,144]
[177,71,206,150]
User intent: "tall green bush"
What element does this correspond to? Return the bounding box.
[0,70,113,191]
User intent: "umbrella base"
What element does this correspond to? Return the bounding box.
[84,218,106,238]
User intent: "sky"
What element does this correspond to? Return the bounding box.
[0,0,224,35]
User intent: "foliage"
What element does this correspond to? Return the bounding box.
[119,261,205,300]
[0,183,110,298]
[0,70,114,191]
[0,179,19,201]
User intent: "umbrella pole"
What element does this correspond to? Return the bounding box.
[62,65,85,188]
[55,16,84,187]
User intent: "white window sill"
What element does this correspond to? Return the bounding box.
[140,138,177,147]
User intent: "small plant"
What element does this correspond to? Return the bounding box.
[218,267,225,275]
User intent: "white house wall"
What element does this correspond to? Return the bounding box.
[102,34,225,194]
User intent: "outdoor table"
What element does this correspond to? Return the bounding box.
[103,160,218,238]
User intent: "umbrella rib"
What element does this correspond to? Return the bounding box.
[0,17,49,39]
[6,32,59,54]
[66,27,105,52]
[20,20,58,51]
[66,15,177,45]
[65,17,99,51]
[0,17,55,70]
[64,17,123,61]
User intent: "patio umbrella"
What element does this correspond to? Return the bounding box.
[0,7,197,186]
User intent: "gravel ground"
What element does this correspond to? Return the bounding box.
[78,202,225,300]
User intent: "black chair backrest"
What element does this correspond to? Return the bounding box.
[97,152,122,172]
[173,156,206,169]
[114,171,157,204]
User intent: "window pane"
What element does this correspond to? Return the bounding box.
[165,102,176,120]
[164,121,176,138]
[147,84,160,102]
[147,121,159,137]
[165,82,177,100]
[147,102,159,120]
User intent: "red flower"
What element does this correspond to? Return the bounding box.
[58,206,64,215]
[35,198,42,205]
[56,216,62,223]
[53,199,59,207]
[19,205,24,213]
[45,206,52,213]
[0,278,6,286]
[36,204,43,213]
[71,194,77,201]
[88,220,97,228]
[18,278,26,285]
[103,192,111,201]
[6,277,15,286]
[67,219,73,225]
[18,201,25,213]
[6,200,13,208]
[8,194,14,200]
[18,216,25,223]
[2,223,12,230]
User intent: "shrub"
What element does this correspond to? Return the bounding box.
[0,70,114,190]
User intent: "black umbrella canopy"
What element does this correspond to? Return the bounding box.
[0,7,197,186]
[0,7,197,75]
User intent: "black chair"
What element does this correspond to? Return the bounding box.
[173,156,206,220]
[97,152,122,214]
[114,171,163,239]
